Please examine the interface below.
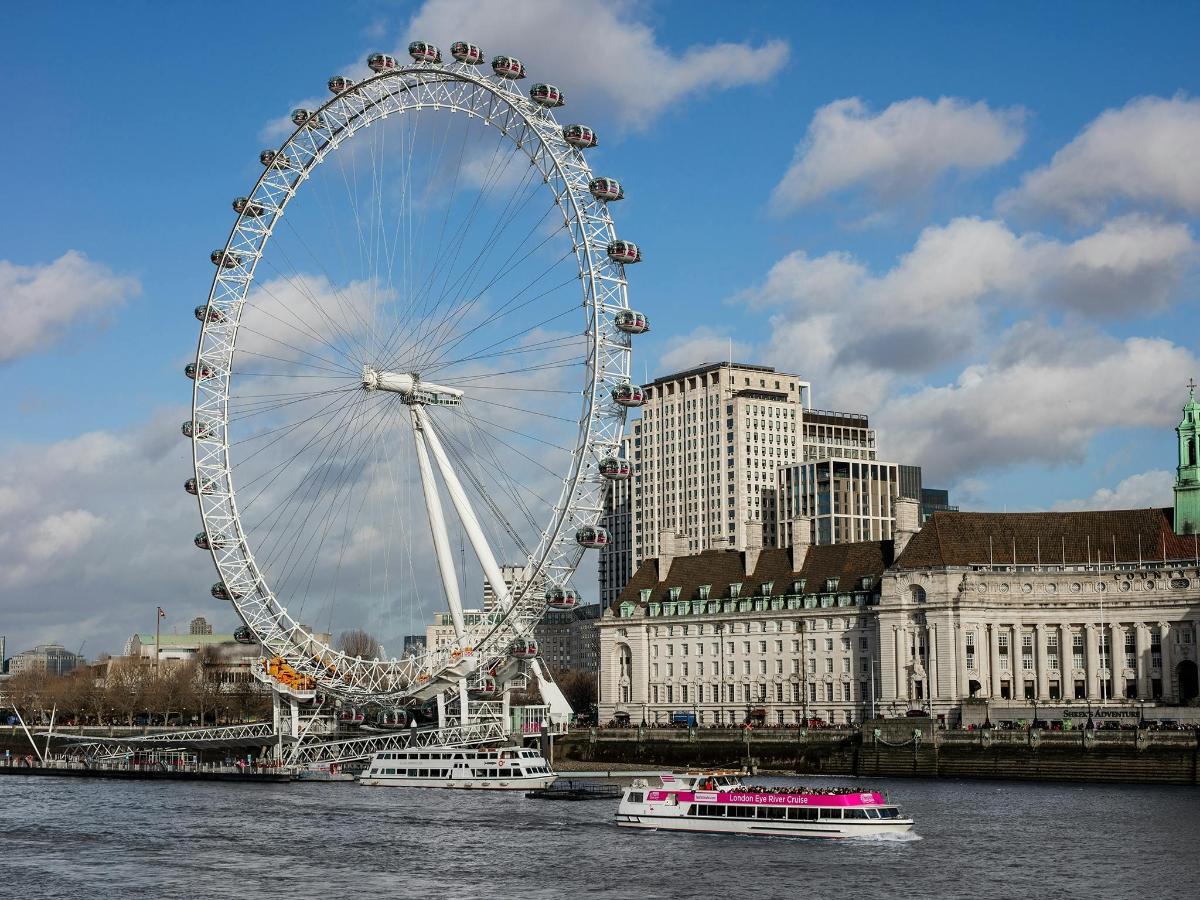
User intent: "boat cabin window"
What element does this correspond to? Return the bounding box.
[821,808,843,819]
[786,807,817,821]
[878,807,900,819]
[628,792,643,803]
[865,808,881,819]
[844,808,868,819]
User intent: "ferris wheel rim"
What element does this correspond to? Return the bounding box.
[188,54,634,703]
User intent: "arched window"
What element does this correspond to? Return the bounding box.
[616,644,633,703]
[910,585,927,603]
[1189,438,1196,467]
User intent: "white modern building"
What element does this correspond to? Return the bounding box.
[776,456,902,547]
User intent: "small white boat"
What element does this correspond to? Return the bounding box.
[616,771,914,838]
[359,746,555,790]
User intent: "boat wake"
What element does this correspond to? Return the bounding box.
[851,830,922,843]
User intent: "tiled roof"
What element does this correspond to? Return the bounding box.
[894,507,1198,569]
[614,541,894,610]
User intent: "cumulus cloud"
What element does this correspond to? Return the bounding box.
[404,0,788,129]
[770,96,1025,213]
[750,215,1194,392]
[1053,469,1173,512]
[874,328,1197,480]
[657,326,753,375]
[999,95,1200,224]
[0,252,140,364]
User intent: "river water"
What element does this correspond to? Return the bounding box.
[0,775,1195,899]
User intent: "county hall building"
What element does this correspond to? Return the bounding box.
[596,389,1200,726]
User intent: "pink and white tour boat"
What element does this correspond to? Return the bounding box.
[616,771,914,838]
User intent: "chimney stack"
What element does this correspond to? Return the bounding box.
[658,529,677,582]
[894,497,920,555]
[744,519,763,576]
[790,515,811,572]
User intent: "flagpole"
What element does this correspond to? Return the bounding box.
[155,607,162,673]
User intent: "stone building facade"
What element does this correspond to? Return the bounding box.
[599,506,1200,725]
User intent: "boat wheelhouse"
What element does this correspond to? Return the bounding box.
[361,746,555,790]
[616,772,914,838]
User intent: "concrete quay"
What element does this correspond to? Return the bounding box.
[557,721,1200,785]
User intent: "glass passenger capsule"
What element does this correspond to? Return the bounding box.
[614,309,650,334]
[367,53,398,73]
[194,531,227,550]
[545,586,582,610]
[211,581,243,602]
[562,124,597,149]
[530,83,565,107]
[408,41,442,63]
[606,240,641,264]
[574,525,610,549]
[259,149,296,169]
[233,625,256,644]
[210,250,243,269]
[182,420,214,440]
[232,197,265,217]
[509,637,538,658]
[291,108,312,127]
[450,41,484,64]
[610,383,646,407]
[194,305,225,324]
[184,476,216,495]
[588,177,624,201]
[474,676,500,696]
[599,456,632,480]
[328,75,355,94]
[491,55,526,79]
[184,362,214,380]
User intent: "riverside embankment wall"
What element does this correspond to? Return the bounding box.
[557,723,1200,785]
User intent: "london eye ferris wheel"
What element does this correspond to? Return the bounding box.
[184,41,649,709]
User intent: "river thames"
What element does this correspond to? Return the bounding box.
[0,775,1196,899]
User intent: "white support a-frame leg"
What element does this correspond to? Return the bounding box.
[411,407,466,639]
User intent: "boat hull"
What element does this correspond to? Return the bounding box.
[615,813,914,838]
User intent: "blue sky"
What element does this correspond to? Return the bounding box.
[2,0,1197,655]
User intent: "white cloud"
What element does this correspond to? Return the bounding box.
[875,328,1197,481]
[1053,469,1173,512]
[404,0,789,129]
[751,215,1194,391]
[0,251,140,364]
[999,95,1200,224]
[657,327,752,375]
[770,96,1025,213]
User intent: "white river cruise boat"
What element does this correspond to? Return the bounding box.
[359,746,556,790]
[616,771,914,838]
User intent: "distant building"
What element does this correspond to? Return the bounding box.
[919,487,957,522]
[482,564,530,612]
[189,616,214,635]
[122,632,263,688]
[534,604,602,675]
[776,457,901,546]
[7,643,84,677]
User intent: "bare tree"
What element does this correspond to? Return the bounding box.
[554,668,598,714]
[336,629,381,659]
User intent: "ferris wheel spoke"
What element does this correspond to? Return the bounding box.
[408,237,572,378]
[269,397,401,609]
[402,190,564,373]
[435,404,563,501]
[423,307,582,376]
[233,320,360,376]
[411,247,578,375]
[373,125,535,369]
[227,384,359,423]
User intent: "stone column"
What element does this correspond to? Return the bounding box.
[1159,621,1173,702]
[1060,623,1072,699]
[1085,623,1100,700]
[894,626,907,701]
[989,623,1001,698]
[1135,622,1151,699]
[927,622,938,705]
[956,623,969,701]
[1109,622,1123,701]
[1036,624,1050,700]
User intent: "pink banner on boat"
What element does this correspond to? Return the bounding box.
[646,789,883,806]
